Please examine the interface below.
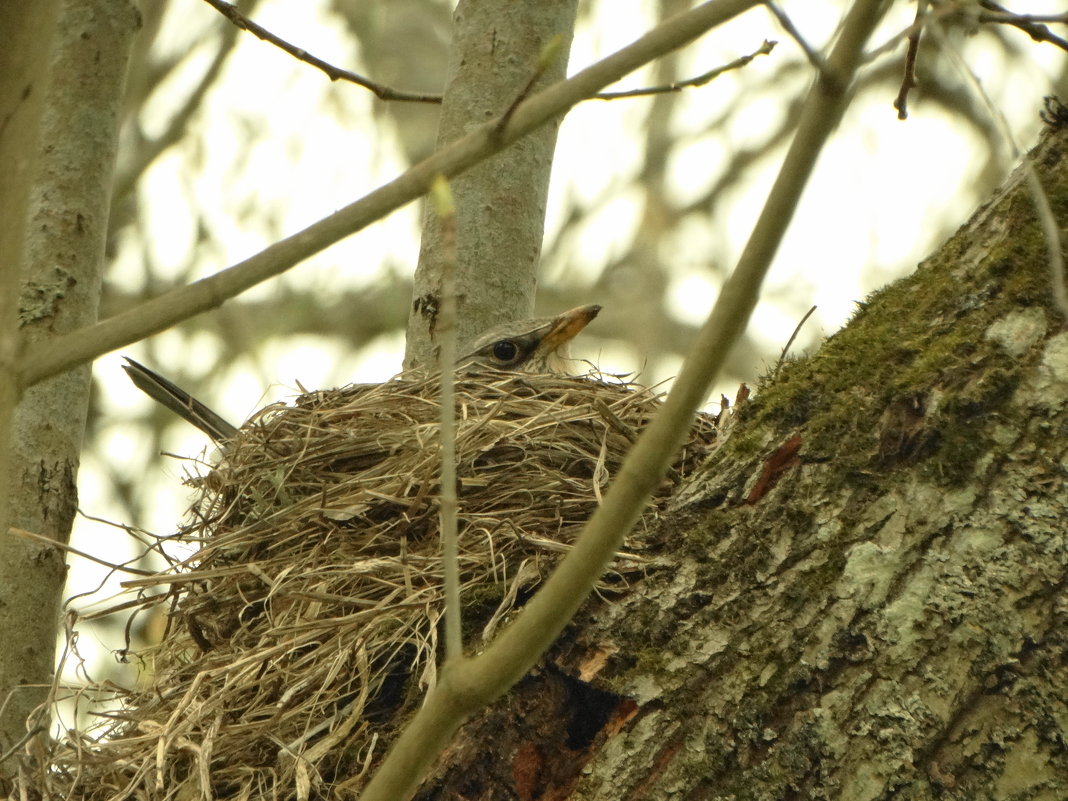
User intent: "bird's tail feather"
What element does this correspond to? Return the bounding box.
[122,358,239,443]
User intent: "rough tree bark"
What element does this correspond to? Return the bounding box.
[416,125,1068,800]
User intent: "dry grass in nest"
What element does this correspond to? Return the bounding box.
[37,372,716,801]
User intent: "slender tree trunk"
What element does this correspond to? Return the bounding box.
[0,0,64,772]
[405,0,579,369]
[0,0,138,774]
[418,125,1068,800]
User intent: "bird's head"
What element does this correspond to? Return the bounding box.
[459,304,601,373]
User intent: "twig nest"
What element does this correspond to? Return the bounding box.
[43,372,716,800]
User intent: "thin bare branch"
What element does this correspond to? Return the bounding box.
[200,0,441,102]
[7,527,157,576]
[893,0,927,120]
[977,1,1068,52]
[496,35,568,135]
[595,39,776,99]
[776,304,817,368]
[206,0,774,110]
[765,1,828,74]
[430,177,463,661]
[864,2,953,63]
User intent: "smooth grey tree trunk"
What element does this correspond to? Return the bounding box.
[0,0,64,774]
[0,0,138,775]
[404,0,579,369]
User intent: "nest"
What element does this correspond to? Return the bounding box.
[39,372,716,801]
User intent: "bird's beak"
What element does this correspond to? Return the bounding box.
[538,304,601,354]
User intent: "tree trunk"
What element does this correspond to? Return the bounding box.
[0,0,138,772]
[405,0,579,369]
[419,125,1068,800]
[0,0,65,771]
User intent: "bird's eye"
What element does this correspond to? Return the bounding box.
[492,340,519,363]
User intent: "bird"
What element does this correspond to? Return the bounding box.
[123,304,601,443]
[454,303,600,373]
